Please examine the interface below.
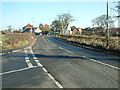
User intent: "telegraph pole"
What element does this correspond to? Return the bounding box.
[118,1,120,27]
[106,1,109,49]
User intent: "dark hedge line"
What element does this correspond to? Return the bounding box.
[57,34,120,54]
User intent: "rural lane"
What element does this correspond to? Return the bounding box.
[1,35,120,88]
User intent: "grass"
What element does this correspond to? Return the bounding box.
[0,34,9,42]
[1,33,35,51]
[0,34,10,50]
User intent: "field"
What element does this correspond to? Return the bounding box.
[1,33,35,50]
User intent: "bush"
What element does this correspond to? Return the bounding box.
[2,33,35,50]
[57,34,120,52]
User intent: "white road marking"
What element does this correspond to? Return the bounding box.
[26,60,30,62]
[59,47,64,50]
[44,37,57,47]
[24,49,34,68]
[25,57,29,60]
[34,60,39,62]
[65,50,73,53]
[42,67,48,73]
[51,43,56,46]
[47,73,55,80]
[35,60,43,67]
[55,81,64,88]
[0,66,38,75]
[89,58,120,70]
[26,60,34,68]
[59,47,73,53]
[30,47,64,88]
[33,57,37,60]
[83,56,87,58]
[82,55,119,70]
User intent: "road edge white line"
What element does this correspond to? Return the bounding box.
[82,56,120,70]
[89,58,120,70]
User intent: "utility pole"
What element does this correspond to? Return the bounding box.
[106,1,109,49]
[118,1,120,27]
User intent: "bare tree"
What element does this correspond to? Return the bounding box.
[7,26,12,33]
[51,20,61,33]
[92,14,114,32]
[55,12,75,34]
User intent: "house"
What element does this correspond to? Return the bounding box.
[70,26,82,34]
[109,28,120,36]
[66,26,72,34]
[23,24,36,33]
[34,28,42,35]
[82,27,99,34]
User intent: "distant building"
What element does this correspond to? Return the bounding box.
[66,26,72,34]
[70,26,82,34]
[23,24,36,33]
[34,28,42,35]
[109,28,120,36]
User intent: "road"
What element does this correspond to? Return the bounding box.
[1,35,120,88]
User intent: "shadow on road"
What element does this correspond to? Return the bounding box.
[35,54,86,59]
[34,54,119,62]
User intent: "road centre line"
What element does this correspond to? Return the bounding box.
[44,37,119,70]
[44,37,57,46]
[51,43,56,46]
[59,47,73,53]
[59,47,64,50]
[65,50,73,53]
[42,67,48,73]
[47,73,55,80]
[54,81,64,88]
[30,47,64,88]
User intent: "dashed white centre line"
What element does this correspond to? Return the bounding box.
[59,47,64,50]
[59,47,73,53]
[47,73,55,80]
[42,67,48,73]
[30,47,64,88]
[54,81,64,88]
[65,50,73,53]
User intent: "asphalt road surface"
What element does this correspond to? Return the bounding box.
[1,35,120,88]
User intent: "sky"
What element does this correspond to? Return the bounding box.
[0,0,119,30]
